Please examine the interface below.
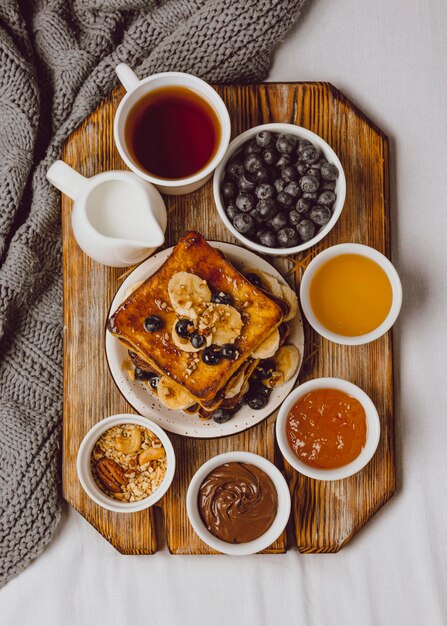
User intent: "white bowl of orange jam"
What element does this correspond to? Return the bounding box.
[300,243,402,345]
[276,378,381,481]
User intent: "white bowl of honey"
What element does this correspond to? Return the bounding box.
[276,378,381,481]
[300,243,402,345]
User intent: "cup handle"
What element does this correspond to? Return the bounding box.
[116,63,140,92]
[46,160,88,200]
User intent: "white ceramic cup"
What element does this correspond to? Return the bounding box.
[186,451,291,555]
[213,123,346,256]
[300,243,403,345]
[77,414,175,513]
[114,64,231,195]
[276,378,381,481]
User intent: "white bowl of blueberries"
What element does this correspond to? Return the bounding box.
[213,123,346,255]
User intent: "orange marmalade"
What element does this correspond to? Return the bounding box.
[286,389,367,469]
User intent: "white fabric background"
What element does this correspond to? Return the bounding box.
[2,0,447,624]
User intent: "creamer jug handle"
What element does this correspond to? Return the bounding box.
[46,160,88,200]
[115,63,140,92]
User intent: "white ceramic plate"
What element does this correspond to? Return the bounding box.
[105,242,304,438]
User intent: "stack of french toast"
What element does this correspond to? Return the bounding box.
[107,231,300,420]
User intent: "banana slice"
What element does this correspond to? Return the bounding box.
[171,322,211,353]
[240,380,250,397]
[280,282,299,322]
[252,328,280,359]
[265,345,300,387]
[246,268,283,299]
[198,304,242,346]
[168,272,211,320]
[157,376,196,410]
[225,366,248,399]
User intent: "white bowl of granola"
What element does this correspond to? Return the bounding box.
[77,414,175,513]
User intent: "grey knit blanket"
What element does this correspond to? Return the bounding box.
[0,0,306,586]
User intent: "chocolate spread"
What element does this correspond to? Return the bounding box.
[198,462,278,544]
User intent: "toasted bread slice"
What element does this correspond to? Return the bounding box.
[108,232,284,408]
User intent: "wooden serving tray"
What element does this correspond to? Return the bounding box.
[61,83,394,554]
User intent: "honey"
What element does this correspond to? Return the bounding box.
[309,253,392,336]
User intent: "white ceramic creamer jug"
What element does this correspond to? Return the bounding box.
[47,160,167,267]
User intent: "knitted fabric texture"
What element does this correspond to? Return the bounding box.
[0,0,306,586]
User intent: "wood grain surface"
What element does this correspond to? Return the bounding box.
[61,83,394,554]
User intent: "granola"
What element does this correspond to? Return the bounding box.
[91,424,167,502]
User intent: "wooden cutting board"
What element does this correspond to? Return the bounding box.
[61,83,394,554]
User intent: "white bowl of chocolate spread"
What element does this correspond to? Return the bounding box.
[186,451,291,555]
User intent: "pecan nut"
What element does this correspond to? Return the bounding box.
[96,458,127,493]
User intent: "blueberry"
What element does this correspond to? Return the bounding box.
[277,191,294,208]
[322,179,336,191]
[225,202,240,221]
[289,210,302,226]
[134,367,153,381]
[233,212,254,234]
[284,181,301,198]
[244,153,264,173]
[274,178,286,194]
[307,167,321,179]
[256,383,272,398]
[257,198,278,220]
[314,158,328,170]
[277,154,293,168]
[212,408,231,423]
[249,207,263,224]
[244,139,262,155]
[202,345,222,365]
[297,138,311,153]
[297,218,316,242]
[245,272,263,288]
[237,173,256,192]
[296,197,312,215]
[271,211,288,231]
[221,344,239,360]
[235,193,255,212]
[318,191,336,207]
[256,359,275,379]
[309,204,332,226]
[256,130,273,147]
[296,162,309,176]
[144,315,163,332]
[263,147,280,165]
[255,183,275,200]
[276,134,297,155]
[302,192,318,202]
[149,375,160,390]
[248,393,268,410]
[211,291,233,305]
[281,165,298,182]
[175,318,193,338]
[277,226,300,247]
[254,166,270,183]
[320,162,339,181]
[190,332,206,349]
[226,158,245,178]
[299,175,320,194]
[222,180,237,199]
[299,145,320,164]
[259,230,278,248]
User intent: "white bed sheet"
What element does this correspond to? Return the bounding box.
[2,1,447,624]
